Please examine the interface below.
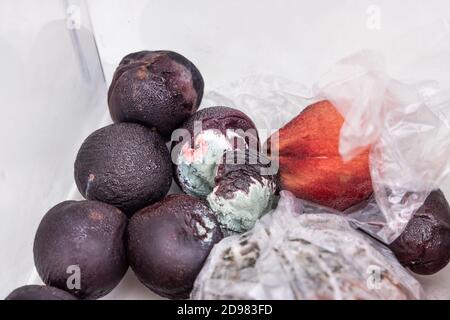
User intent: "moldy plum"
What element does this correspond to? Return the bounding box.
[5,285,78,300]
[207,149,278,234]
[389,189,450,275]
[172,106,259,198]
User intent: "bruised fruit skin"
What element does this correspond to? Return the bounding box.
[5,285,78,300]
[127,194,223,299]
[33,201,128,299]
[172,106,259,198]
[108,50,204,139]
[207,149,278,234]
[266,100,372,211]
[74,123,172,216]
[389,190,450,275]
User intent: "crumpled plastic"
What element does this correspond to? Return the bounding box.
[191,191,423,300]
[313,21,450,243]
[203,20,450,243]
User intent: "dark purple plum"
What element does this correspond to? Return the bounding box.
[207,149,279,234]
[171,106,259,198]
[33,200,128,299]
[74,122,172,216]
[108,50,204,139]
[389,189,450,275]
[5,285,78,300]
[127,194,223,299]
[179,106,259,138]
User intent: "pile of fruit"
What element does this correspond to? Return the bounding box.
[5,51,450,300]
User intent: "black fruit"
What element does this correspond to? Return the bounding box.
[127,194,223,299]
[389,189,450,275]
[172,106,259,198]
[74,123,172,216]
[5,285,78,300]
[108,50,204,139]
[33,200,128,299]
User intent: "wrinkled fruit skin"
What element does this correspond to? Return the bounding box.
[5,285,78,300]
[127,194,223,299]
[172,106,259,197]
[108,50,204,139]
[74,123,172,216]
[214,150,279,200]
[389,190,450,275]
[207,149,278,234]
[178,106,258,139]
[266,100,372,211]
[33,201,128,299]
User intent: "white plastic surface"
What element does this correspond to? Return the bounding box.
[1,0,450,299]
[0,0,107,299]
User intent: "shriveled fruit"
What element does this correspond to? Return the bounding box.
[108,50,204,139]
[389,189,450,275]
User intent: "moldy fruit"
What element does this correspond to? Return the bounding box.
[172,106,259,198]
[74,122,172,216]
[207,149,278,234]
[33,200,128,299]
[127,194,223,299]
[108,50,204,139]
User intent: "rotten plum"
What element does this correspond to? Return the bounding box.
[127,194,223,299]
[33,200,128,299]
[389,189,450,275]
[207,149,278,234]
[172,106,259,198]
[108,50,204,139]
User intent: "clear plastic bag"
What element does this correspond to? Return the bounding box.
[192,191,423,300]
[204,20,450,244]
[314,21,450,243]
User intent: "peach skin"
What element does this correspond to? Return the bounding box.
[266,100,372,211]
